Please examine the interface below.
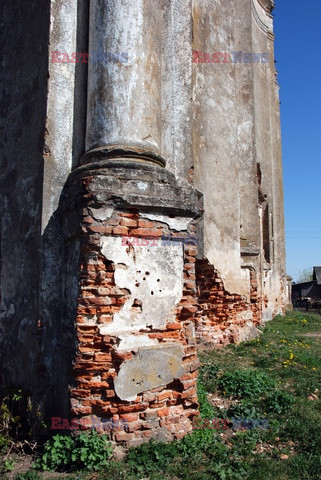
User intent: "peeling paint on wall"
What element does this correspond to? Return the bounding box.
[99,237,184,336]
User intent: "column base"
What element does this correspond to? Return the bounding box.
[62,161,203,448]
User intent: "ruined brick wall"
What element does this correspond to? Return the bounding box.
[195,259,261,346]
[65,168,201,448]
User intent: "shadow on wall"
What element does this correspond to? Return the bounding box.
[0,0,89,436]
[0,0,51,423]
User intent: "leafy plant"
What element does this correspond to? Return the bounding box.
[71,429,112,471]
[125,429,244,479]
[177,427,221,459]
[35,431,112,472]
[218,369,273,399]
[2,458,16,472]
[229,429,264,457]
[263,389,294,414]
[0,432,9,451]
[126,439,179,475]
[199,361,221,392]
[227,400,262,419]
[15,471,42,480]
[36,434,74,471]
[0,387,33,451]
[197,373,216,418]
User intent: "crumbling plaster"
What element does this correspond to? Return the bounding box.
[99,236,184,335]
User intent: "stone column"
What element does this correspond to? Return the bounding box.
[62,0,202,450]
[83,0,165,167]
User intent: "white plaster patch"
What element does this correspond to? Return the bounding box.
[116,334,158,353]
[99,237,184,336]
[141,213,190,232]
[136,182,148,191]
[89,206,114,222]
[186,321,195,339]
[236,310,253,321]
[240,268,251,302]
[82,314,98,326]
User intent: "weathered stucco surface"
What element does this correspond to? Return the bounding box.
[114,344,184,401]
[193,0,286,336]
[99,237,184,335]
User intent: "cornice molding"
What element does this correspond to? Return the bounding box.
[258,0,275,14]
[251,0,274,40]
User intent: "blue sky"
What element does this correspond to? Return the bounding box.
[274,0,321,282]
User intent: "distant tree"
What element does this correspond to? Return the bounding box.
[297,268,313,283]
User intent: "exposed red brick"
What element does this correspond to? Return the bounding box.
[195,259,261,346]
[129,228,162,237]
[94,352,112,362]
[120,217,138,227]
[119,413,139,422]
[117,403,149,414]
[166,322,182,330]
[70,210,200,448]
[137,219,156,228]
[112,226,129,235]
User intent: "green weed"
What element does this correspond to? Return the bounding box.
[35,430,112,472]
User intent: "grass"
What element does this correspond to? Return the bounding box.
[198,310,321,479]
[3,311,321,480]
